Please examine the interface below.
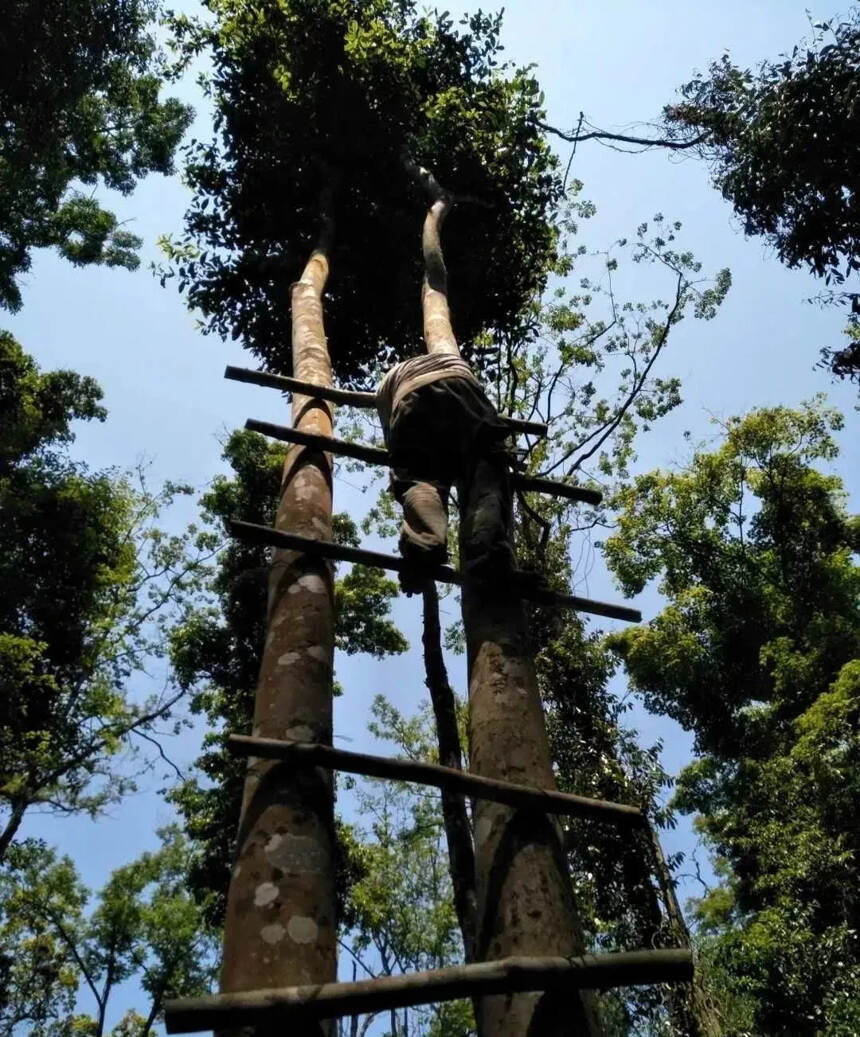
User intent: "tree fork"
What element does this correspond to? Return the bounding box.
[219,194,337,1035]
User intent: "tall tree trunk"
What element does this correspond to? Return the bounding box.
[219,205,337,1033]
[422,581,478,963]
[418,197,601,1036]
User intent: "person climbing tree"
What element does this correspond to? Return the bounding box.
[377,349,510,590]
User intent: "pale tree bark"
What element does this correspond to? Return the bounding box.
[219,198,337,1035]
[457,460,601,1037]
[417,192,602,1036]
[421,197,459,357]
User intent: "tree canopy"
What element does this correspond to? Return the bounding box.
[0,333,211,860]
[168,427,407,924]
[606,401,860,1032]
[665,10,860,383]
[0,827,216,1037]
[0,0,192,310]
[163,0,562,384]
[542,8,860,383]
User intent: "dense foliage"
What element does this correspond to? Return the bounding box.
[0,827,216,1036]
[606,401,860,1033]
[0,0,192,310]
[163,0,562,384]
[0,333,209,860]
[665,9,860,382]
[168,428,407,924]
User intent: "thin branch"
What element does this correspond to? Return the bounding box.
[338,939,379,980]
[563,272,685,474]
[421,582,477,963]
[131,728,185,780]
[41,905,104,1012]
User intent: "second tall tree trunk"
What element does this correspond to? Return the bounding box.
[418,192,601,1036]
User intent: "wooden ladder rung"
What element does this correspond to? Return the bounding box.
[228,735,645,827]
[244,417,602,506]
[228,521,641,623]
[226,364,549,438]
[164,949,693,1032]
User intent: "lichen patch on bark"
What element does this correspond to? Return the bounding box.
[253,882,279,908]
[290,573,327,595]
[285,724,314,742]
[287,916,319,944]
[265,833,328,874]
[260,923,286,945]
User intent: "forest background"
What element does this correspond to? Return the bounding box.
[2,0,859,1033]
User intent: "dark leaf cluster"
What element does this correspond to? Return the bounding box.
[666,11,860,381]
[0,0,192,309]
[163,0,562,385]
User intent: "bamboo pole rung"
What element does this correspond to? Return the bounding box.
[244,416,602,506]
[228,520,641,623]
[164,949,693,1033]
[226,363,549,437]
[228,735,645,827]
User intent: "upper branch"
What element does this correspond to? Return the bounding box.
[538,116,710,153]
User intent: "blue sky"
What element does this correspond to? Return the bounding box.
[6,0,859,1028]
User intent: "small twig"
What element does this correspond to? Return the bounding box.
[131,728,185,780]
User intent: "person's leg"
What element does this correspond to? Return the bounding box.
[389,467,449,593]
[387,388,457,591]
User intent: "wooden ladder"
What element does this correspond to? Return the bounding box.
[163,366,691,1034]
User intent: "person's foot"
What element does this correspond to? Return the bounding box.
[398,537,446,595]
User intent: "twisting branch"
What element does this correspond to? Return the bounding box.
[419,191,459,357]
[402,153,449,205]
[402,152,494,209]
[422,197,453,298]
[539,115,710,153]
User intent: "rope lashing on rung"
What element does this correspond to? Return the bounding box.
[227,734,646,826]
[225,364,549,437]
[228,520,642,623]
[164,949,693,1032]
[243,417,603,506]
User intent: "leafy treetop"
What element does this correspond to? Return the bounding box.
[605,401,860,1033]
[0,0,193,311]
[665,11,860,381]
[164,0,562,385]
[0,334,212,859]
